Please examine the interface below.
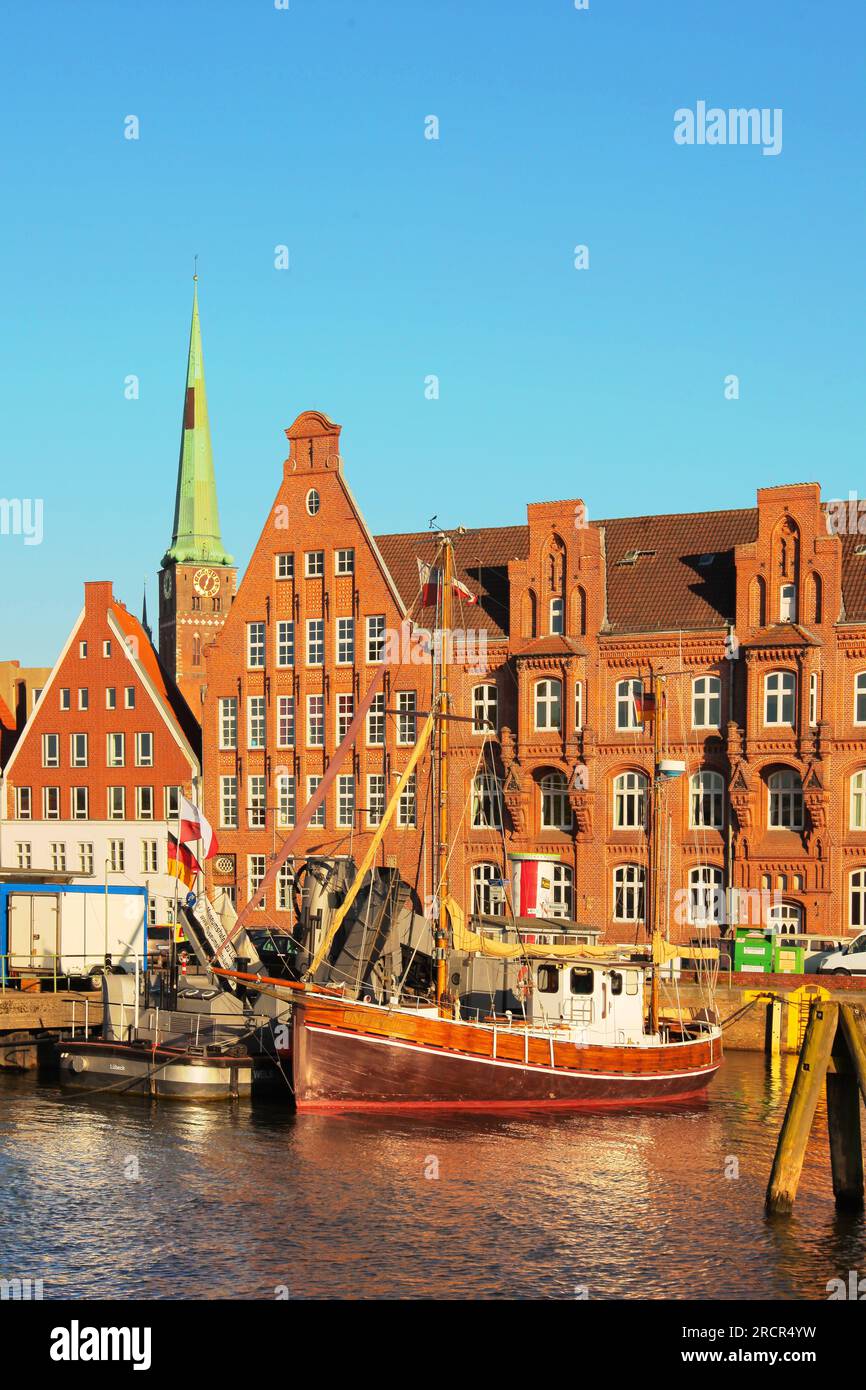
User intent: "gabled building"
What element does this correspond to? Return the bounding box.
[0,580,201,932]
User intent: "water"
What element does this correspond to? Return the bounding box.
[1,1052,864,1300]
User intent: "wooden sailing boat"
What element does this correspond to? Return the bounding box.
[278,533,724,1110]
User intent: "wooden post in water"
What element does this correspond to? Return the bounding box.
[826,1010,864,1212]
[765,999,838,1215]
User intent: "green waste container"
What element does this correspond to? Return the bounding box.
[772,940,805,974]
[733,927,774,973]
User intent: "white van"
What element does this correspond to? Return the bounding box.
[817,932,866,976]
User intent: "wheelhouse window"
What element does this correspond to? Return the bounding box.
[690,769,724,829]
[540,771,571,830]
[768,769,804,830]
[472,684,498,734]
[535,679,562,732]
[471,862,505,917]
[536,964,559,994]
[616,678,642,731]
[764,671,796,726]
[570,967,594,995]
[692,675,721,729]
[613,863,645,922]
[689,865,724,926]
[613,770,647,829]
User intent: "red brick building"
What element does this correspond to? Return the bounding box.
[202,411,866,944]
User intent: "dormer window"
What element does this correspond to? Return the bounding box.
[779,583,796,623]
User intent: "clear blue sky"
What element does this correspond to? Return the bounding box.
[1,0,864,664]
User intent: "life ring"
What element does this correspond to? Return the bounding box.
[516,964,533,1003]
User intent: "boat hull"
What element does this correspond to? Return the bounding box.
[292,996,722,1111]
[57,1039,286,1101]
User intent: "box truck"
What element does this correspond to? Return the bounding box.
[0,882,148,986]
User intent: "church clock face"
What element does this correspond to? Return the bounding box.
[193,566,221,598]
[162,569,173,599]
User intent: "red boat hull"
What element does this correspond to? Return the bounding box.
[292,995,722,1111]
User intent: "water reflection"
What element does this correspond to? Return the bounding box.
[0,1054,864,1299]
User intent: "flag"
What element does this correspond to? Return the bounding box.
[417,558,478,607]
[167,832,201,889]
[633,686,656,725]
[452,575,478,606]
[178,793,219,859]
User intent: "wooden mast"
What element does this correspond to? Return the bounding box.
[435,535,452,1007]
[649,673,663,1035]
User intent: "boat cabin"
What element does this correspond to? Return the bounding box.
[530,958,651,1046]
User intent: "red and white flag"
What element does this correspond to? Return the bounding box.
[417,558,478,607]
[452,575,478,606]
[178,794,219,859]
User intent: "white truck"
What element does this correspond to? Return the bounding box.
[0,882,148,985]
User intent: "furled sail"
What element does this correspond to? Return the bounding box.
[446,899,718,963]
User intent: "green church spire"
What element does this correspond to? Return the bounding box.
[163,277,233,567]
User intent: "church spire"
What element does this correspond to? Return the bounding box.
[162,276,233,567]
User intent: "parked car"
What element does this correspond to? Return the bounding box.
[817,932,866,976]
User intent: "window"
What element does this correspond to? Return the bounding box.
[247,622,266,668]
[43,787,60,819]
[305,550,324,578]
[472,773,503,829]
[60,687,70,710]
[164,786,180,821]
[42,733,59,768]
[768,902,803,935]
[856,674,866,725]
[78,842,93,875]
[212,597,221,613]
[219,697,238,749]
[307,776,325,827]
[398,774,417,827]
[614,864,645,922]
[337,775,356,828]
[248,855,267,907]
[336,693,354,742]
[277,621,294,668]
[367,774,385,826]
[367,692,385,745]
[105,687,116,710]
[366,615,386,663]
[103,640,111,657]
[616,679,642,731]
[191,596,201,612]
[537,964,559,993]
[574,681,584,731]
[540,771,571,830]
[248,696,266,749]
[549,597,564,635]
[768,769,804,829]
[535,679,562,732]
[689,866,724,925]
[107,787,125,820]
[135,732,153,767]
[220,776,238,829]
[136,786,154,820]
[78,688,89,711]
[850,870,866,929]
[692,675,721,729]
[550,864,573,919]
[690,769,724,829]
[108,839,125,872]
[141,840,159,873]
[336,617,354,665]
[336,548,355,575]
[79,641,87,658]
[107,732,125,767]
[306,619,324,665]
[277,861,294,911]
[277,696,295,748]
[306,488,320,516]
[275,552,294,580]
[570,968,594,995]
[71,787,88,819]
[472,684,498,734]
[307,694,325,747]
[397,691,417,745]
[124,686,135,710]
[16,843,31,870]
[15,787,32,819]
[49,842,66,872]
[248,776,266,829]
[613,771,647,829]
[852,771,866,831]
[472,863,505,917]
[765,671,796,726]
[276,774,296,828]
[779,583,796,622]
[809,671,820,727]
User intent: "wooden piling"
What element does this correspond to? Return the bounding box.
[839,1003,866,1101]
[766,999,838,1214]
[826,1013,864,1211]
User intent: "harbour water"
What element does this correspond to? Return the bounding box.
[1,1052,865,1300]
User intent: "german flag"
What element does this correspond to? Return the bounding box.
[167,832,201,889]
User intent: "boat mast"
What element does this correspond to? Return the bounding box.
[435,534,452,1007]
[649,672,663,1035]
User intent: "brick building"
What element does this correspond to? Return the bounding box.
[202,410,866,944]
[0,580,201,930]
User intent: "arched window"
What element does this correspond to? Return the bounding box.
[751,575,767,627]
[574,680,584,731]
[616,678,642,731]
[471,774,503,829]
[690,770,724,829]
[613,864,645,922]
[540,772,571,830]
[689,866,724,925]
[855,673,866,726]
[850,870,866,930]
[764,671,796,726]
[613,771,647,829]
[851,770,866,831]
[192,634,202,666]
[768,769,804,829]
[535,679,562,731]
[811,572,823,625]
[306,488,320,516]
[692,675,721,729]
[549,596,564,635]
[472,862,505,917]
[472,683,498,734]
[768,901,803,936]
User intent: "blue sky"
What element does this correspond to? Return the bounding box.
[1,0,864,663]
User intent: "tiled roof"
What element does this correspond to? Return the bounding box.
[747,623,819,649]
[110,602,202,756]
[517,636,588,658]
[838,529,866,623]
[374,527,527,639]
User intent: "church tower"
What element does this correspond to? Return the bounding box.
[159,277,236,712]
